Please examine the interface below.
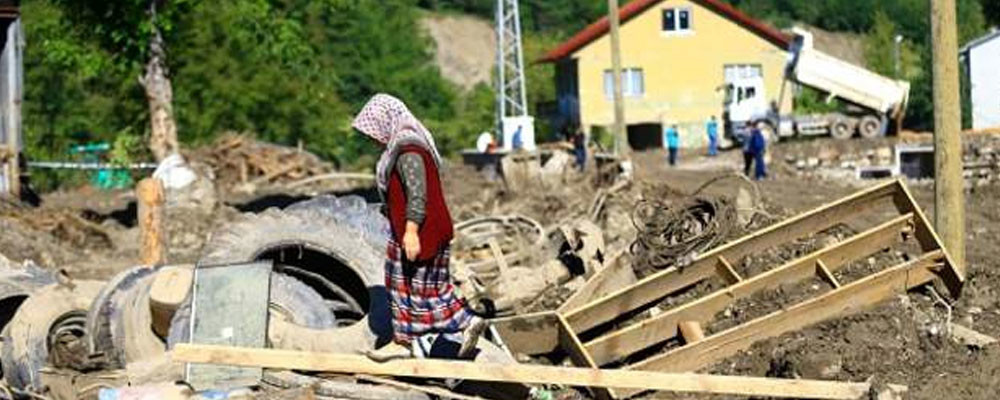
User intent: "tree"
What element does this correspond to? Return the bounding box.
[983,0,1000,26]
[141,1,179,161]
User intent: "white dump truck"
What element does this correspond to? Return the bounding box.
[725,28,911,141]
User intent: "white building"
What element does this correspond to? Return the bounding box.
[962,30,1000,130]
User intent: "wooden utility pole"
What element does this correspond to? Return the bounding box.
[608,0,628,156]
[930,0,965,274]
[137,177,167,266]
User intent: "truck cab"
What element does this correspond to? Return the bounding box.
[723,76,771,142]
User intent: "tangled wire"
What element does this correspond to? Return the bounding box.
[630,196,737,277]
[630,174,769,277]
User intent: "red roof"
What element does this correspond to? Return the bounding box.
[540,0,791,63]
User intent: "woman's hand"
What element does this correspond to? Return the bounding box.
[403,221,421,261]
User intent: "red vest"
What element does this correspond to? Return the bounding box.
[387,145,454,261]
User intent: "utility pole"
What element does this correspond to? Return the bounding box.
[608,0,628,156]
[930,0,965,275]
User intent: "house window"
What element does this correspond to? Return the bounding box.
[604,68,644,99]
[724,64,763,82]
[662,8,692,33]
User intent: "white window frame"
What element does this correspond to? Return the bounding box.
[604,68,645,99]
[662,7,693,36]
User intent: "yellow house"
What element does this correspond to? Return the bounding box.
[542,0,793,149]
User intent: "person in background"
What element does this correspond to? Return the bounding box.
[748,122,768,180]
[352,94,485,361]
[665,124,680,166]
[706,116,719,157]
[742,122,754,177]
[572,126,587,171]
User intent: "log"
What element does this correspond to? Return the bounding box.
[174,344,872,399]
[137,178,166,266]
[149,265,194,337]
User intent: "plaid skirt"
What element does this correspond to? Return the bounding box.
[385,239,471,344]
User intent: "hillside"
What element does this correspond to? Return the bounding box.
[421,13,496,90]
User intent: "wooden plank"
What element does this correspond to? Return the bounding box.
[490,311,561,355]
[816,260,841,289]
[174,345,871,399]
[715,256,743,284]
[564,181,901,333]
[559,249,637,313]
[557,315,612,400]
[891,180,963,297]
[583,214,913,365]
[615,250,943,398]
[137,178,166,266]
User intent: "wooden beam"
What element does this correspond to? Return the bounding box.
[891,181,963,297]
[563,181,901,333]
[583,214,913,365]
[557,315,612,400]
[615,251,943,398]
[173,345,872,399]
[815,260,841,289]
[137,178,167,266]
[715,256,743,284]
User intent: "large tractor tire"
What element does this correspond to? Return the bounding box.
[86,266,158,368]
[2,281,104,391]
[169,195,391,353]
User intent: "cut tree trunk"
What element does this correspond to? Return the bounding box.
[140,1,179,162]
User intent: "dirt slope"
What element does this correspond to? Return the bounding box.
[421,13,495,90]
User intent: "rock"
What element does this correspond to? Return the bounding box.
[875,147,893,160]
[795,159,807,169]
[874,384,908,400]
[806,157,820,168]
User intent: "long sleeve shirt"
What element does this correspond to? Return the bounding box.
[396,152,427,225]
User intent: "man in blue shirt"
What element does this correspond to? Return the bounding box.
[664,124,680,166]
[706,116,719,157]
[747,123,768,180]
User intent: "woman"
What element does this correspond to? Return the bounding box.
[352,94,483,360]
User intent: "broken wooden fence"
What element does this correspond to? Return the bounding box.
[493,179,962,399]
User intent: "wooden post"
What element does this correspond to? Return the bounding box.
[930,0,965,274]
[607,0,629,156]
[137,177,166,266]
[678,321,705,344]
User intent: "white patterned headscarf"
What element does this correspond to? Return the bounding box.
[352,94,443,192]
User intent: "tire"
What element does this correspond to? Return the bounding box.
[195,197,392,349]
[86,266,157,368]
[166,273,337,349]
[830,118,854,140]
[2,281,104,391]
[858,115,885,139]
[262,371,430,400]
[0,261,56,335]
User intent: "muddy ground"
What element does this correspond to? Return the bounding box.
[2,134,998,399]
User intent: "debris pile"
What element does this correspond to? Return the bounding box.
[0,148,985,400]
[189,134,336,193]
[778,133,1000,186]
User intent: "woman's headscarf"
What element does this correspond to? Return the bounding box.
[352,94,443,192]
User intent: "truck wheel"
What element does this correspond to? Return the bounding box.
[830,119,854,140]
[2,281,104,391]
[858,115,884,139]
